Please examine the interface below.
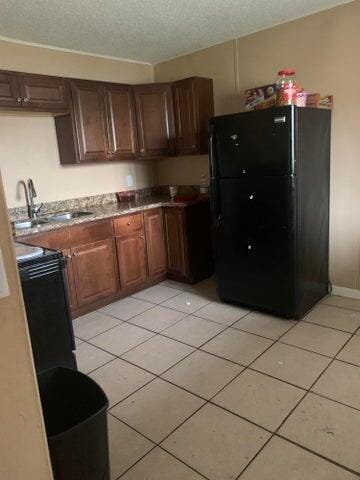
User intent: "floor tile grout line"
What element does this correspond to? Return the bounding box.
[114,444,158,480]
[154,317,303,480]
[274,434,360,477]
[321,300,360,315]
[307,390,360,414]
[76,289,360,478]
[302,318,360,335]
[234,310,349,479]
[236,320,360,479]
[277,339,348,360]
[157,446,211,480]
[108,411,158,445]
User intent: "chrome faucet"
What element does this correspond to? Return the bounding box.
[19,179,43,218]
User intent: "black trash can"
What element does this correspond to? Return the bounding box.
[37,367,109,480]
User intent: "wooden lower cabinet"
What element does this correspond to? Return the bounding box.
[163,207,188,280]
[163,203,214,283]
[71,238,119,307]
[144,209,167,279]
[115,233,148,291]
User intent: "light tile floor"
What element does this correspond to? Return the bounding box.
[74,280,360,479]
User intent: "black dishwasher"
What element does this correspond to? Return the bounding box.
[15,242,77,373]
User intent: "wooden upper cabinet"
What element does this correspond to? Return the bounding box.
[104,84,138,160]
[70,80,109,163]
[173,77,214,155]
[133,83,175,159]
[0,71,21,108]
[19,74,69,111]
[144,209,167,279]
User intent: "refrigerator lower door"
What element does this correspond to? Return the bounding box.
[212,177,296,317]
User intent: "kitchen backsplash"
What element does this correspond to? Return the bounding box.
[9,185,200,220]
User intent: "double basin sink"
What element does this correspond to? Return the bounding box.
[14,211,93,230]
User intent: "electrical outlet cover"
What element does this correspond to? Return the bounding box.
[126,175,134,188]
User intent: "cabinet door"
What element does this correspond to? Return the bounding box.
[62,249,78,311]
[19,74,68,111]
[163,208,188,278]
[72,238,119,307]
[144,209,166,279]
[104,84,138,160]
[71,81,109,163]
[134,84,175,158]
[116,233,147,290]
[173,78,198,155]
[0,71,21,108]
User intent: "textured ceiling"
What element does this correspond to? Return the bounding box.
[0,0,351,64]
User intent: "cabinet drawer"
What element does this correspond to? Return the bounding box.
[20,228,70,250]
[113,213,143,237]
[69,220,113,246]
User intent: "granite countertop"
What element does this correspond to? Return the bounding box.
[13,195,209,237]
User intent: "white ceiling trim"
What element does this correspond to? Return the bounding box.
[0,35,152,66]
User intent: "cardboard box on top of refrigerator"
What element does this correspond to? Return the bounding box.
[245,84,277,111]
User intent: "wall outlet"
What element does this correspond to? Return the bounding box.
[0,248,10,299]
[126,175,134,188]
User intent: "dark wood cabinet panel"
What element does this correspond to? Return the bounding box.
[72,238,119,307]
[113,212,143,237]
[163,207,188,279]
[144,209,167,279]
[173,77,214,155]
[71,80,108,163]
[116,233,148,290]
[69,219,113,246]
[173,78,198,155]
[62,248,78,310]
[0,71,20,108]
[104,84,138,160]
[133,83,175,158]
[19,74,69,111]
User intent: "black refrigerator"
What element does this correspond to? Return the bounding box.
[209,106,331,319]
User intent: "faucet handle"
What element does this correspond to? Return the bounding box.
[33,203,43,217]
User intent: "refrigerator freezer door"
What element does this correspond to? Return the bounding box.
[209,106,294,178]
[212,177,296,317]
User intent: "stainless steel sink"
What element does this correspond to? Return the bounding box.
[14,219,49,230]
[47,211,93,222]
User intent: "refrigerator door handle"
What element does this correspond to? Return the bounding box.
[208,123,218,178]
[210,180,222,229]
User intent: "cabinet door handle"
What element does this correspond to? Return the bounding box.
[72,252,77,257]
[127,221,131,226]
[23,97,30,103]
[66,254,72,259]
[16,97,22,103]
[140,235,144,239]
[140,148,145,153]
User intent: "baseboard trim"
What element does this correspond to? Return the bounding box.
[332,285,360,300]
